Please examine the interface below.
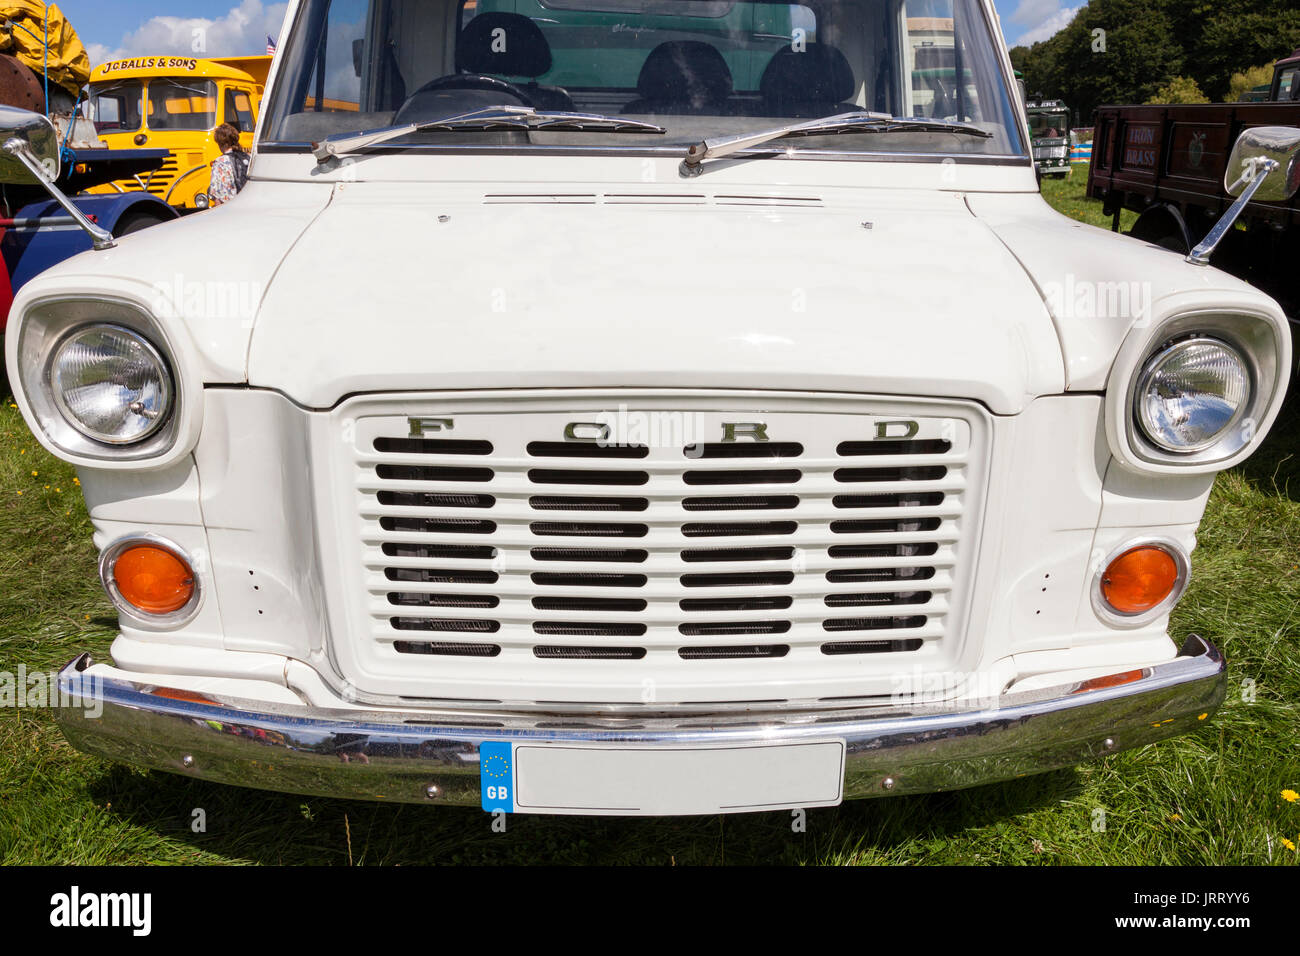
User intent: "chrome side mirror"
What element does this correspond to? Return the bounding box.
[0,105,114,250]
[1188,126,1300,265]
[0,105,61,184]
[1224,126,1300,202]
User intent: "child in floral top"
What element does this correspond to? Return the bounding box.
[209,124,250,207]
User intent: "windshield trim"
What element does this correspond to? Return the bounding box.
[259,141,1032,165]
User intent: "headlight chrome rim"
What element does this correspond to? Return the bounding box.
[48,323,175,446]
[1133,334,1252,455]
[10,294,192,467]
[1116,309,1282,472]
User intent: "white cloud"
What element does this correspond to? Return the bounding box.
[1010,0,1062,27]
[1015,5,1081,47]
[89,0,290,65]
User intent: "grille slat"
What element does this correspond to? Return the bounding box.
[531,547,649,563]
[679,645,790,659]
[684,443,805,459]
[530,521,648,538]
[682,521,798,537]
[394,641,502,657]
[527,442,649,459]
[371,601,948,627]
[375,438,493,455]
[684,469,802,486]
[529,495,648,512]
[373,551,958,578]
[836,440,953,457]
[529,468,649,486]
[388,592,501,608]
[361,475,964,497]
[367,575,956,600]
[534,646,647,660]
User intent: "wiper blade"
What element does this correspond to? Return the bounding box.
[313,106,666,161]
[681,112,993,174]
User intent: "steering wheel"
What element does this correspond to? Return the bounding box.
[407,73,534,107]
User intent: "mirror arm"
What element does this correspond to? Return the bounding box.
[1186,156,1279,266]
[2,137,116,251]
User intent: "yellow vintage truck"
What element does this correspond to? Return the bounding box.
[85,55,271,210]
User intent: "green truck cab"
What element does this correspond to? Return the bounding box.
[1026,96,1070,180]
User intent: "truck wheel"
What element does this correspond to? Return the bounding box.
[1128,206,1191,254]
[113,212,172,238]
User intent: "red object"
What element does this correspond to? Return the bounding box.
[0,224,12,333]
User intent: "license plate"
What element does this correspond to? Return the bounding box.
[480,740,845,816]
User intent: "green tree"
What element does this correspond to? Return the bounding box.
[1228,63,1276,102]
[1146,76,1210,104]
[1007,0,1300,123]
[1194,2,1300,100]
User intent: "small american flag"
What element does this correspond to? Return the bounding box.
[266,35,277,55]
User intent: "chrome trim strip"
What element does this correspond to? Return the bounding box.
[256,143,1033,164]
[54,636,1226,809]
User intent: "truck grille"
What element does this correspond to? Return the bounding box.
[333,394,989,704]
[112,151,205,200]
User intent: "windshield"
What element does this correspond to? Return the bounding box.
[89,81,144,134]
[147,79,219,131]
[1027,109,1067,138]
[263,0,1023,157]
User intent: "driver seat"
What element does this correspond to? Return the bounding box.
[455,13,573,111]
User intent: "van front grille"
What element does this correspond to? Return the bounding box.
[336,395,988,704]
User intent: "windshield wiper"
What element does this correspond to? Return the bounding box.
[313,106,666,162]
[681,112,993,175]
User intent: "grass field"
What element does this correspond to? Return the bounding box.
[1,172,1297,865]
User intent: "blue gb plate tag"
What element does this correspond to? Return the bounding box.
[479,742,514,813]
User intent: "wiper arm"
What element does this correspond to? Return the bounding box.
[313,106,666,161]
[681,112,993,175]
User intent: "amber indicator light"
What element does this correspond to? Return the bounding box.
[1100,546,1179,615]
[113,545,195,615]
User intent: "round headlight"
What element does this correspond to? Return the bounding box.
[49,324,173,444]
[1135,336,1251,453]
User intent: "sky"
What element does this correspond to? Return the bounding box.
[54,0,1081,64]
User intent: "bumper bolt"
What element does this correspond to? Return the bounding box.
[181,754,195,768]
[425,784,440,800]
[881,777,896,791]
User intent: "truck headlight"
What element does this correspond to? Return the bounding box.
[6,295,199,468]
[1107,308,1287,475]
[50,325,174,444]
[1134,336,1250,454]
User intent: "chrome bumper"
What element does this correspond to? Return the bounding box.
[54,636,1226,812]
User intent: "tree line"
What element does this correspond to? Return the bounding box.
[1008,0,1300,123]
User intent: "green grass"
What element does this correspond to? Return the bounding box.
[1,172,1298,865]
[1038,168,1138,232]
